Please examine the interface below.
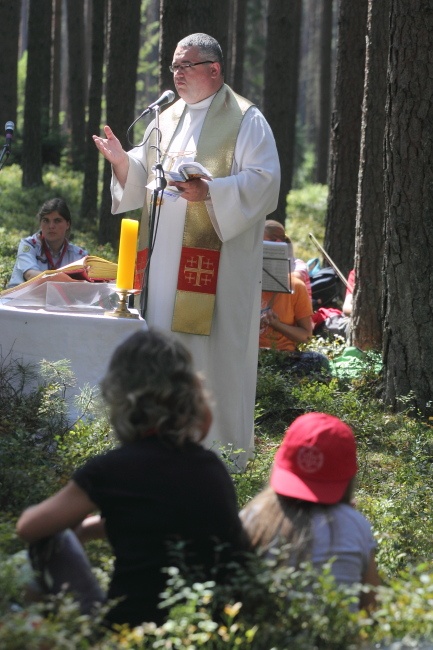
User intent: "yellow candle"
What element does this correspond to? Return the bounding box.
[116,218,139,290]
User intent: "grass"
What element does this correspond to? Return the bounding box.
[2,165,433,646]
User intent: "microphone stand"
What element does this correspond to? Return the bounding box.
[140,105,166,318]
[0,142,11,172]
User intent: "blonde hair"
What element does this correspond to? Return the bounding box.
[241,480,355,563]
[100,329,209,447]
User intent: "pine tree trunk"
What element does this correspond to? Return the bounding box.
[263,0,302,224]
[22,0,52,187]
[324,0,368,280]
[383,0,433,414]
[159,0,229,93]
[98,0,141,246]
[0,1,20,131]
[315,0,333,185]
[81,0,106,223]
[66,0,86,170]
[351,0,390,351]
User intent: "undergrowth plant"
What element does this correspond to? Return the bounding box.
[4,169,433,645]
[2,348,433,646]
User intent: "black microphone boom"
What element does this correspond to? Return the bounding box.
[139,90,175,118]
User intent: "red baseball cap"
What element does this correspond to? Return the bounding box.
[270,412,357,504]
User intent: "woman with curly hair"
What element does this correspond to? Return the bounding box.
[17,329,246,627]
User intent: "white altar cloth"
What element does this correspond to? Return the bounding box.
[0,306,147,417]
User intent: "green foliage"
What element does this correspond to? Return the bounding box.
[0,354,110,514]
[3,175,433,645]
[285,183,328,261]
[0,165,117,289]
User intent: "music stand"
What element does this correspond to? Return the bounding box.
[262,241,293,293]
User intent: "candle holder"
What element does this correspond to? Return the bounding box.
[105,288,141,319]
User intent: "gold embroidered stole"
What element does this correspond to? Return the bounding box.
[136,84,252,335]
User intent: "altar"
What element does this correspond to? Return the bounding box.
[0,305,147,417]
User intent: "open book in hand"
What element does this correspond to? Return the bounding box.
[165,162,213,183]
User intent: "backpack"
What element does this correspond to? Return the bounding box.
[308,264,341,310]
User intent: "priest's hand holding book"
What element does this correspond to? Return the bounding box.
[166,162,213,202]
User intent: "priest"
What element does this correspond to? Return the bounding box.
[93,33,280,465]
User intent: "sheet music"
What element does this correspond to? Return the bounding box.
[262,241,292,292]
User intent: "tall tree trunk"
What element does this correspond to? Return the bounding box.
[137,0,159,111]
[81,0,106,224]
[98,0,141,246]
[51,0,62,134]
[242,0,267,106]
[0,2,21,133]
[41,0,54,162]
[263,0,302,224]
[324,0,368,281]
[159,0,230,94]
[383,0,433,415]
[315,0,333,184]
[351,0,390,351]
[66,0,86,169]
[226,0,247,93]
[22,0,52,187]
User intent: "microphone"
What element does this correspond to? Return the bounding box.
[140,90,175,117]
[5,121,14,149]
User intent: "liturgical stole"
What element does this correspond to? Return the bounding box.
[136,84,253,335]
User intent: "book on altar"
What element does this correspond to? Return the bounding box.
[164,162,213,183]
[262,241,293,293]
[0,255,118,297]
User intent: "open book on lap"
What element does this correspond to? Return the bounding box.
[56,256,118,281]
[1,256,118,297]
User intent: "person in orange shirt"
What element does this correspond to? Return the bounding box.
[260,221,329,376]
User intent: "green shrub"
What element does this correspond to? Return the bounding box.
[4,173,433,645]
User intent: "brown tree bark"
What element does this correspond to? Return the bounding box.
[81,0,106,223]
[242,0,267,106]
[263,0,302,224]
[324,0,368,281]
[66,0,86,169]
[315,0,333,185]
[383,0,433,415]
[351,0,390,351]
[98,0,141,246]
[0,1,21,133]
[22,0,52,187]
[137,0,159,111]
[226,0,247,93]
[159,0,230,94]
[51,0,62,134]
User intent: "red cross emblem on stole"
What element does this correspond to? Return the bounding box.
[177,247,220,294]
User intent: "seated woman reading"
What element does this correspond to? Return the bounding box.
[8,197,87,288]
[16,329,247,628]
[240,412,380,610]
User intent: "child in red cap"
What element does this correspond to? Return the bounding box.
[240,412,380,609]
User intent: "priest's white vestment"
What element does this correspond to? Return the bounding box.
[111,88,280,464]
